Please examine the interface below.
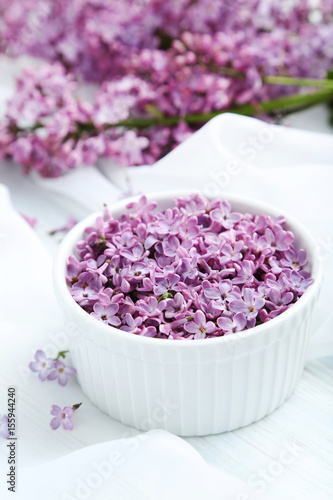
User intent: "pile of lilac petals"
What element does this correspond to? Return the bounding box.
[66,194,314,340]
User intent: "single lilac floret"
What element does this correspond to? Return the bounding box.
[47,360,77,386]
[0,415,9,439]
[29,350,55,381]
[184,310,215,339]
[50,405,74,430]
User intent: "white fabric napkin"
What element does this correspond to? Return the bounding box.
[7,429,279,500]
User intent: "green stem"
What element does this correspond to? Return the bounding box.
[212,67,333,89]
[55,350,69,361]
[262,75,333,89]
[13,88,333,136]
[114,88,333,128]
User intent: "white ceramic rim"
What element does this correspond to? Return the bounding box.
[53,190,322,349]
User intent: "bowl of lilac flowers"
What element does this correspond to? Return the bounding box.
[54,192,322,436]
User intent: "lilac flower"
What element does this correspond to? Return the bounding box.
[154,273,180,296]
[200,297,225,319]
[50,405,77,431]
[203,280,238,305]
[267,256,284,274]
[126,263,151,281]
[267,289,294,308]
[0,415,9,439]
[280,249,307,270]
[178,216,200,240]
[86,256,108,279]
[217,313,247,335]
[113,230,137,249]
[164,293,187,319]
[140,326,157,337]
[136,297,164,318]
[232,260,256,285]
[120,313,143,333]
[184,311,215,339]
[120,243,147,262]
[49,215,77,236]
[47,361,77,386]
[91,303,121,326]
[258,227,294,253]
[266,273,290,292]
[161,235,180,258]
[286,270,314,294]
[219,241,243,264]
[29,350,54,381]
[153,209,183,235]
[126,196,157,216]
[210,201,241,229]
[66,255,84,285]
[70,286,99,306]
[77,270,104,289]
[229,288,265,318]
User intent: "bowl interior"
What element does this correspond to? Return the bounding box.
[53,190,322,347]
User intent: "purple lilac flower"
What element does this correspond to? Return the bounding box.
[66,195,314,339]
[164,293,187,319]
[267,289,294,308]
[70,286,100,306]
[29,350,54,381]
[30,349,77,386]
[136,297,164,318]
[47,361,77,387]
[280,249,307,270]
[49,215,77,236]
[184,311,215,339]
[91,303,121,326]
[217,313,247,335]
[258,227,294,253]
[154,273,180,296]
[219,241,243,264]
[203,280,235,303]
[0,414,9,439]
[120,313,143,333]
[232,260,256,285]
[210,202,241,229]
[50,405,75,431]
[229,288,265,318]
[287,270,314,294]
[66,255,84,285]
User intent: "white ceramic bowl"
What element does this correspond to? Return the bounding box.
[54,191,322,436]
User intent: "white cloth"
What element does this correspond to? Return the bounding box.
[8,429,278,500]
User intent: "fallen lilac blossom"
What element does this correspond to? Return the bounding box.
[49,215,78,236]
[29,350,76,385]
[50,403,82,431]
[0,414,9,439]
